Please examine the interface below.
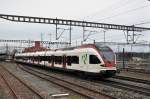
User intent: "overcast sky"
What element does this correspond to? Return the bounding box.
[0,0,150,46]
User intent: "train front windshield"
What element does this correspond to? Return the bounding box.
[97,46,115,62]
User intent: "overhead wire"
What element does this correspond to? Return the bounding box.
[96,4,150,22]
[83,0,143,21]
[72,30,126,43]
[75,0,145,43]
[75,0,150,44]
[125,17,150,25]
[134,21,150,25]
[93,2,150,42]
[83,0,133,20]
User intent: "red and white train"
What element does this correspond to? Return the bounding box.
[15,44,117,77]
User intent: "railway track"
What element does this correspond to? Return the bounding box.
[0,74,16,99]
[0,65,47,99]
[97,79,150,96]
[21,64,150,98]
[19,65,115,99]
[120,68,150,74]
[113,75,150,85]
[0,74,18,99]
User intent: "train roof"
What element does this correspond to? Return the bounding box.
[59,44,105,51]
[15,44,111,57]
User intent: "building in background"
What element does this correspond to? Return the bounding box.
[23,41,48,52]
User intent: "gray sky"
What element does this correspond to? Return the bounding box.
[0,0,150,46]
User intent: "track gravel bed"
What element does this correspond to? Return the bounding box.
[0,62,88,99]
[0,65,43,99]
[2,62,150,99]
[22,64,150,99]
[113,75,150,85]
[117,70,150,81]
[98,79,150,96]
[20,65,113,99]
[0,75,14,99]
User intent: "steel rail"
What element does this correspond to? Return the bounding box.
[24,64,150,96]
[97,79,150,96]
[113,75,150,85]
[0,74,18,99]
[17,63,150,98]
[19,65,116,99]
[0,65,45,99]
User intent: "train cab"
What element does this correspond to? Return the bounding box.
[95,44,116,76]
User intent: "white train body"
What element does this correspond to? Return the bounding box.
[15,44,117,77]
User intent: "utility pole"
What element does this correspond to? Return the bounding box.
[125,25,141,44]
[126,31,129,44]
[132,25,135,44]
[48,33,52,48]
[83,26,85,44]
[69,21,72,46]
[103,30,106,44]
[133,32,135,44]
[123,48,125,69]
[93,40,95,44]
[41,33,44,47]
[56,17,58,40]
[55,19,72,47]
[6,44,8,55]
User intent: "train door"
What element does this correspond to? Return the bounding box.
[38,55,40,64]
[63,55,66,68]
[51,55,54,67]
[33,55,34,64]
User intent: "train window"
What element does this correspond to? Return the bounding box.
[48,56,52,63]
[54,56,62,64]
[34,56,38,61]
[29,56,31,60]
[16,56,20,59]
[39,56,42,61]
[45,56,48,61]
[54,56,57,64]
[51,55,55,63]
[41,56,44,61]
[42,56,48,61]
[31,56,34,61]
[67,56,71,66]
[90,55,101,64]
[71,56,79,64]
[37,56,41,62]
[58,56,62,64]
